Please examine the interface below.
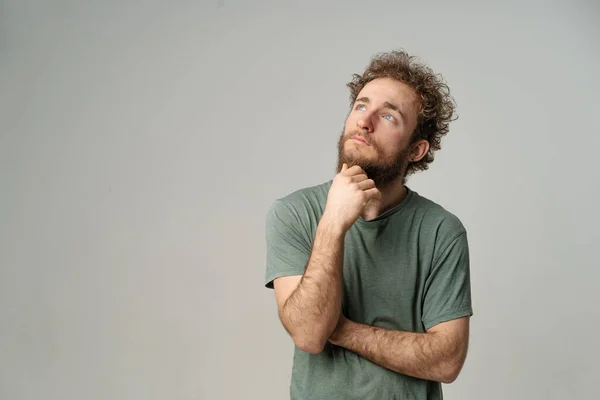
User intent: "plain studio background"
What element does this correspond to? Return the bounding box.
[1,0,599,399]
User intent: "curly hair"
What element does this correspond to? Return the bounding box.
[347,50,457,177]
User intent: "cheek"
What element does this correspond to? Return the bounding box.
[344,118,355,132]
[377,137,405,158]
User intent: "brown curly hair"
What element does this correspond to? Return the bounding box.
[347,50,457,177]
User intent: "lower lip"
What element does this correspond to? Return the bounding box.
[352,138,369,146]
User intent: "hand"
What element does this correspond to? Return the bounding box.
[329,313,350,346]
[323,163,381,232]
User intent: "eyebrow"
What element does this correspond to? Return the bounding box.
[355,97,405,121]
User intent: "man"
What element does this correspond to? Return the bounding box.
[264,49,473,399]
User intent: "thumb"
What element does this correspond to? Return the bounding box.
[341,163,348,172]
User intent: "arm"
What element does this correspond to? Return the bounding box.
[329,315,470,383]
[330,228,473,382]
[274,214,345,354]
[269,164,381,354]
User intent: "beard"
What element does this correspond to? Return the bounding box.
[336,129,411,188]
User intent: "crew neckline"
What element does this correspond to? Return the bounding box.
[356,186,415,224]
[320,180,416,224]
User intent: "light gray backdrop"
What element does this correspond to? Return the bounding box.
[1,1,599,399]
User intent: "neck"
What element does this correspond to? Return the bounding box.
[361,177,408,221]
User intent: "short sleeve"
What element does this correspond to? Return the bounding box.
[264,199,312,289]
[421,231,473,330]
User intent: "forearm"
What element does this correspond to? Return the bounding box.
[280,215,345,353]
[330,320,464,383]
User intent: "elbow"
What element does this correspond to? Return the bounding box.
[281,319,330,354]
[439,372,459,384]
[298,342,326,355]
[437,344,468,384]
[438,361,464,384]
[292,335,328,354]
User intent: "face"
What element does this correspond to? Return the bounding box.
[336,77,421,187]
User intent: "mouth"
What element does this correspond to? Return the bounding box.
[351,135,370,146]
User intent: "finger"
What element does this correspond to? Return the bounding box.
[357,178,375,190]
[345,165,365,176]
[341,163,348,172]
[351,174,369,183]
[364,187,382,201]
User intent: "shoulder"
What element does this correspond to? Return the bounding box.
[267,180,331,222]
[266,180,332,235]
[409,189,466,235]
[407,189,468,255]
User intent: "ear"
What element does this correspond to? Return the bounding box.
[409,139,430,162]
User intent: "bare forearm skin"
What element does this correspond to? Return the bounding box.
[331,320,466,383]
[279,215,346,354]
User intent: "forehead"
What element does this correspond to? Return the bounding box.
[357,77,419,110]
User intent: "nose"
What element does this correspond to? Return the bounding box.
[356,114,374,134]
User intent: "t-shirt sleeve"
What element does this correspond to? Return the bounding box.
[264,199,312,289]
[421,230,473,330]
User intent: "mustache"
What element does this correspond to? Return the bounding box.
[346,131,373,146]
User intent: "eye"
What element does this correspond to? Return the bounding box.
[355,104,366,111]
[383,114,396,122]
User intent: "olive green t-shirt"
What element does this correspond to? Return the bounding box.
[264,180,473,400]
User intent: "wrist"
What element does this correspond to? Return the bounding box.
[319,211,349,238]
[330,317,352,346]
